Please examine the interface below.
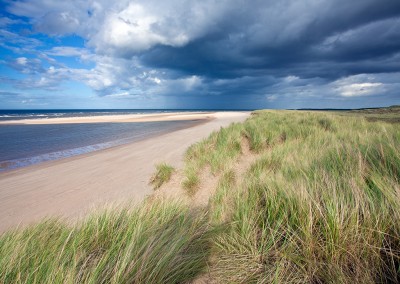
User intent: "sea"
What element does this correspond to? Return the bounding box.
[0,109,219,172]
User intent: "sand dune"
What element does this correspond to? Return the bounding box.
[0,111,249,232]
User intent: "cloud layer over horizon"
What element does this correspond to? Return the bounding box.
[1,0,400,109]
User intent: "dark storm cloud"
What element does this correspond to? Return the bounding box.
[140,0,400,81]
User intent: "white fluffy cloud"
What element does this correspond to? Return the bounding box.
[332,74,385,97]
[90,3,189,54]
[4,0,232,98]
[8,0,232,54]
[337,83,383,97]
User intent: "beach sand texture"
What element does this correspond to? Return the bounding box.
[0,112,249,232]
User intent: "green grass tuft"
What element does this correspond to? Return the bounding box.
[150,162,175,189]
[182,165,200,196]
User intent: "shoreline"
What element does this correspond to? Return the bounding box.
[0,111,250,233]
[0,117,210,173]
[0,111,215,125]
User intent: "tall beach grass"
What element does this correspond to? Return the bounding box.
[0,199,212,283]
[1,109,399,283]
[205,111,400,283]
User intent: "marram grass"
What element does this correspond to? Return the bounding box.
[0,199,212,284]
[1,110,399,283]
[207,111,400,283]
[149,162,175,189]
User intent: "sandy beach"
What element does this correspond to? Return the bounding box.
[0,112,215,125]
[0,111,249,233]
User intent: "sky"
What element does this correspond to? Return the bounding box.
[0,0,400,110]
